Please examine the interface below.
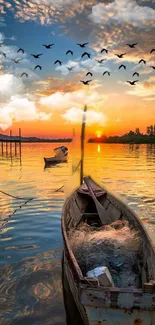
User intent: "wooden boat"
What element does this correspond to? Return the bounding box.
[44,146,68,165]
[61,176,155,325]
[44,155,68,164]
[61,105,155,324]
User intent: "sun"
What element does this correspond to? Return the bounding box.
[96,130,102,138]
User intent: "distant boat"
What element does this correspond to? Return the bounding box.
[44,146,68,165]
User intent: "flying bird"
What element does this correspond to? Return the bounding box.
[11,58,23,63]
[126,43,138,48]
[31,53,43,58]
[0,51,6,58]
[80,80,92,85]
[150,49,155,54]
[43,44,54,49]
[127,80,139,85]
[81,52,91,58]
[54,60,62,65]
[101,48,108,53]
[77,42,88,48]
[67,67,74,71]
[103,71,110,76]
[115,53,126,58]
[115,53,127,59]
[133,72,139,77]
[34,65,42,70]
[17,48,24,53]
[86,72,93,76]
[66,50,73,55]
[139,59,146,64]
[119,64,126,70]
[96,59,106,63]
[21,72,28,77]
[150,66,155,70]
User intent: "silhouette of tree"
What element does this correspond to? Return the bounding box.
[135,128,140,135]
[128,130,135,136]
[146,126,150,135]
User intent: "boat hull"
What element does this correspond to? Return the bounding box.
[61,177,155,325]
[44,156,68,164]
[62,251,155,325]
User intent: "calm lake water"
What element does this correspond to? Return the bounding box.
[0,142,155,325]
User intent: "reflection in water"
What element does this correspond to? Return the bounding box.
[97,144,100,153]
[0,143,155,324]
[0,252,66,325]
[146,144,155,164]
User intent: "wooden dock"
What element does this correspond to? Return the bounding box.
[0,128,22,164]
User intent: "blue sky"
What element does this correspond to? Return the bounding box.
[0,0,155,137]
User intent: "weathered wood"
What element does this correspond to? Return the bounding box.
[83,177,112,225]
[144,282,155,294]
[61,176,155,325]
[106,203,121,222]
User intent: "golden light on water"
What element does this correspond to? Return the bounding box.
[97,144,100,153]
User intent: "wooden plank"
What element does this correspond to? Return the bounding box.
[106,203,121,222]
[84,177,112,225]
[98,196,110,210]
[144,282,155,294]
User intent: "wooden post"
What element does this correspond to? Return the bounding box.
[1,141,3,156]
[10,130,12,157]
[15,141,17,155]
[19,128,22,166]
[19,128,21,142]
[80,105,87,185]
[6,141,8,156]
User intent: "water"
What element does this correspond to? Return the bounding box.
[0,142,155,324]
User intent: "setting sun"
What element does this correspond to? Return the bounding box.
[96,131,102,138]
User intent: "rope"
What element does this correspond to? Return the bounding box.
[0,189,34,229]
[0,199,33,229]
[0,189,34,201]
[55,185,64,192]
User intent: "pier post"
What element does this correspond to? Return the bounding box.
[19,128,22,165]
[6,141,8,156]
[1,142,3,156]
[10,130,12,157]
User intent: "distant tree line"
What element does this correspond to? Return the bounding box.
[88,125,155,144]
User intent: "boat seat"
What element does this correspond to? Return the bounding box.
[82,213,99,217]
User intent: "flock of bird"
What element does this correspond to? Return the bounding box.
[0,41,155,85]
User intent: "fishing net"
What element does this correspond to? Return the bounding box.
[69,220,142,288]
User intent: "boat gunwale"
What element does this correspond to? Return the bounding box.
[62,191,83,282]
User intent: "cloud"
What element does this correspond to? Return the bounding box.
[89,0,155,28]
[0,74,25,100]
[0,73,52,130]
[0,0,101,25]
[0,15,6,26]
[39,89,107,110]
[62,106,106,125]
[126,76,155,99]
[0,95,52,130]
[55,60,83,75]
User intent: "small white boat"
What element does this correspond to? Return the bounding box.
[44,146,68,165]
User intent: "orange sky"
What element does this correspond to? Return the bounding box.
[0,0,155,138]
